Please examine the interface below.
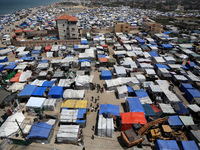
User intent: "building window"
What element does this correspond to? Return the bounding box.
[126,26,128,28]
[67,33,69,35]
[157,25,160,28]
[72,28,75,31]
[63,30,65,32]
[63,24,65,27]
[72,34,75,36]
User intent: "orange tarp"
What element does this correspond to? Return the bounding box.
[99,57,107,63]
[102,44,108,48]
[56,15,78,22]
[45,46,51,52]
[14,29,23,33]
[151,105,161,113]
[120,112,147,125]
[10,72,22,83]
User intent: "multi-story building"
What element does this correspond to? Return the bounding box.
[114,23,130,33]
[143,22,161,33]
[56,15,78,40]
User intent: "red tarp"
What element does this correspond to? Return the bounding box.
[151,105,162,113]
[102,44,108,48]
[45,46,51,52]
[99,57,108,63]
[120,112,147,124]
[10,72,22,82]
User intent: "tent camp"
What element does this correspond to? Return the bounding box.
[0,56,8,63]
[155,139,180,150]
[126,97,145,113]
[74,75,94,90]
[61,100,87,109]
[167,115,183,129]
[135,89,152,104]
[99,104,120,116]
[179,116,195,126]
[43,99,56,111]
[101,70,112,80]
[26,97,46,111]
[181,140,199,150]
[7,82,26,92]
[117,85,128,99]
[142,104,157,117]
[48,86,63,98]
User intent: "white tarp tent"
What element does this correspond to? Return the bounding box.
[43,99,56,111]
[117,85,128,99]
[75,75,94,90]
[114,65,126,77]
[58,79,73,88]
[187,104,200,113]
[7,82,26,92]
[0,112,25,138]
[63,89,85,99]
[26,97,46,110]
[60,109,78,123]
[159,103,175,114]
[57,125,80,144]
[98,115,114,138]
[19,71,32,82]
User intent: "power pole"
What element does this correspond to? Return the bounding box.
[15,119,26,139]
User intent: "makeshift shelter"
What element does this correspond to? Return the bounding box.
[120,112,147,131]
[184,89,200,103]
[181,141,199,150]
[101,70,112,80]
[155,140,180,150]
[179,116,195,126]
[135,89,152,104]
[126,97,145,113]
[117,85,128,99]
[151,105,163,117]
[159,103,176,115]
[74,75,93,90]
[0,65,4,72]
[162,44,173,50]
[0,112,25,138]
[167,115,183,129]
[171,102,189,114]
[180,83,194,93]
[61,100,87,109]
[48,86,63,98]
[63,89,85,99]
[98,115,114,138]
[26,121,55,143]
[57,125,80,144]
[7,82,26,92]
[0,56,8,63]
[142,104,157,117]
[99,104,120,116]
[19,71,32,82]
[18,84,37,98]
[113,65,126,77]
[26,97,46,112]
[58,79,73,88]
[0,89,10,106]
[43,99,56,111]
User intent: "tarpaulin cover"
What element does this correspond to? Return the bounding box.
[74,45,78,49]
[151,105,162,116]
[168,115,183,126]
[127,86,134,93]
[185,61,196,69]
[81,40,88,45]
[156,139,180,150]
[101,70,112,80]
[181,65,189,70]
[77,108,87,119]
[18,84,37,97]
[42,81,55,87]
[0,56,8,63]
[99,57,107,63]
[31,86,46,96]
[31,50,40,54]
[148,51,159,57]
[39,59,49,63]
[126,97,145,113]
[180,83,194,93]
[79,59,91,64]
[61,100,87,108]
[143,104,157,116]
[181,141,199,150]
[48,86,63,98]
[135,89,149,98]
[172,102,189,114]
[99,104,120,116]
[0,65,4,72]
[185,89,200,102]
[9,72,22,82]
[98,55,106,58]
[162,44,173,49]
[26,122,53,139]
[120,112,147,124]
[4,64,16,70]
[20,57,34,61]
[155,64,170,69]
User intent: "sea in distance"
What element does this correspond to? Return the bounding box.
[0,0,63,15]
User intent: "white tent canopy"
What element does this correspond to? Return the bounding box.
[19,71,32,82]
[7,82,26,92]
[63,89,85,99]
[98,115,114,138]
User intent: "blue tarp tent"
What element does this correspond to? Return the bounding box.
[0,65,4,72]
[172,102,189,114]
[162,44,173,50]
[18,84,37,98]
[4,64,16,70]
[98,55,106,58]
[155,64,170,70]
[126,97,145,113]
[180,83,194,93]
[39,59,49,63]
[143,104,157,116]
[101,70,112,80]
[81,39,88,45]
[156,140,180,150]
[79,59,91,64]
[0,56,8,63]
[185,89,200,103]
[31,50,40,54]
[127,86,134,93]
[31,86,46,96]
[74,45,78,49]
[77,108,87,119]
[181,141,199,150]
[185,62,196,70]
[48,86,63,98]
[99,104,120,116]
[148,51,159,57]
[20,57,34,61]
[181,65,189,70]
[26,122,53,140]
[135,89,149,98]
[42,81,55,87]
[167,115,183,126]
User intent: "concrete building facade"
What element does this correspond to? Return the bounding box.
[115,23,130,33]
[143,22,161,33]
[56,15,78,40]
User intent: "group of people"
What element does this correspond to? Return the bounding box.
[90,96,100,112]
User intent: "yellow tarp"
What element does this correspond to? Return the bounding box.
[61,100,88,108]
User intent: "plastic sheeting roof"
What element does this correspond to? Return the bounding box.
[99,104,120,116]
[142,104,157,116]
[31,86,46,96]
[168,115,183,126]
[126,97,145,113]
[120,112,147,124]
[26,97,46,108]
[181,141,199,150]
[48,86,63,98]
[63,89,85,99]
[179,116,195,126]
[18,84,37,98]
[26,122,53,140]
[61,100,87,108]
[156,139,180,150]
